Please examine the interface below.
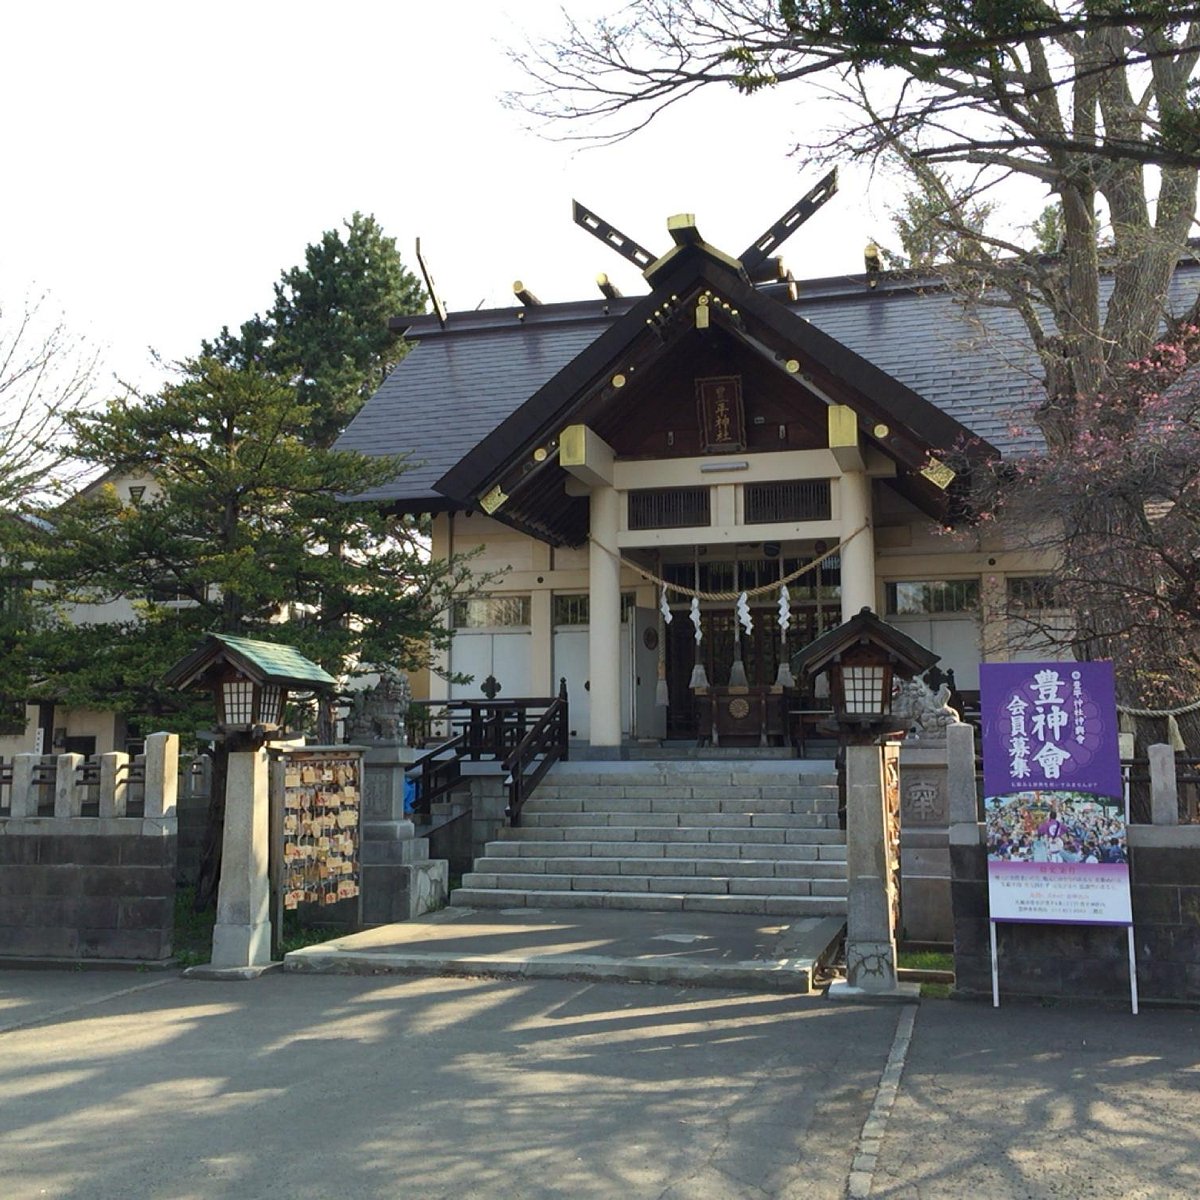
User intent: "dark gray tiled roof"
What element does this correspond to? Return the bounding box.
[336,314,615,505]
[337,263,1200,505]
[796,289,1044,456]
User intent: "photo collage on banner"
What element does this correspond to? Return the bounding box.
[979,661,1132,926]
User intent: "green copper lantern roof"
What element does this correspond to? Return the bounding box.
[163,632,337,692]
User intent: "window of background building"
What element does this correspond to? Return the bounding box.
[452,596,531,628]
[552,593,636,625]
[1006,576,1060,610]
[885,579,980,616]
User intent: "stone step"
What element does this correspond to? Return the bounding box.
[484,839,847,863]
[541,767,834,782]
[473,854,845,880]
[533,782,839,800]
[449,887,846,917]
[460,870,849,897]
[524,796,839,816]
[518,807,838,828]
[501,823,846,845]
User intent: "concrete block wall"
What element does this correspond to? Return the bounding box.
[0,733,179,963]
[950,741,1200,1005]
[951,830,1200,1004]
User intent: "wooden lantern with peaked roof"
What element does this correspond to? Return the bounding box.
[791,607,939,735]
[164,633,337,738]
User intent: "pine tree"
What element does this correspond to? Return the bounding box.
[206,212,426,447]
[30,357,475,731]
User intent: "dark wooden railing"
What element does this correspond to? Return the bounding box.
[504,680,570,827]
[407,684,569,822]
[406,730,470,818]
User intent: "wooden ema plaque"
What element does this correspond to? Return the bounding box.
[696,375,746,452]
[279,751,361,911]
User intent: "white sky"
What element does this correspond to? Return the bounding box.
[0,1,1008,397]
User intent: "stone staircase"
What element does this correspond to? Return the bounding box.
[450,764,847,916]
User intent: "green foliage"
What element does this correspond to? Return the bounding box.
[277,919,344,956]
[882,173,995,269]
[27,357,475,730]
[0,572,32,734]
[206,213,426,447]
[173,886,215,967]
[1028,203,1065,257]
[898,948,954,971]
[774,0,1168,74]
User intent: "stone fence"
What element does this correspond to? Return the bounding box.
[949,731,1200,1006]
[0,733,180,963]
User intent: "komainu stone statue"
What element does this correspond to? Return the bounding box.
[346,669,412,745]
[893,677,962,740]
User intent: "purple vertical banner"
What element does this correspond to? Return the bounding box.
[982,661,1131,927]
[980,661,1122,801]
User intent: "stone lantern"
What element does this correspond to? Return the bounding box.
[165,633,336,975]
[792,607,939,996]
[792,607,938,738]
[164,633,336,747]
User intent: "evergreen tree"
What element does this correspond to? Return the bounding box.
[206,212,426,447]
[29,357,475,733]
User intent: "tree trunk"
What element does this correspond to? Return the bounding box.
[193,742,228,913]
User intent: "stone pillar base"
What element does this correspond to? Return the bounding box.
[211,921,272,968]
[828,979,921,1004]
[845,937,899,992]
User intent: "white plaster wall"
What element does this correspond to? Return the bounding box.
[433,479,1071,728]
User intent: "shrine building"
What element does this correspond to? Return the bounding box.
[335,191,1090,749]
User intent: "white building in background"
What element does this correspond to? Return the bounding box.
[0,469,163,760]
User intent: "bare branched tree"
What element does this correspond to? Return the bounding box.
[517,2,1200,732]
[0,294,100,510]
[515,2,1200,396]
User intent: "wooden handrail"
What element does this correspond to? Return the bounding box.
[504,679,570,827]
[406,731,468,818]
[405,688,569,822]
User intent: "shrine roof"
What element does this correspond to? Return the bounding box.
[335,257,1200,510]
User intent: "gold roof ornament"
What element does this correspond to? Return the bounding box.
[920,457,956,490]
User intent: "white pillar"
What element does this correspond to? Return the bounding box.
[588,484,622,747]
[210,748,272,968]
[10,753,38,818]
[530,588,553,695]
[1149,743,1179,826]
[54,753,84,819]
[840,471,877,620]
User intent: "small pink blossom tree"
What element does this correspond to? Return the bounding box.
[985,325,1200,751]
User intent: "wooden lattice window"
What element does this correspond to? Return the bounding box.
[743,480,832,524]
[627,487,711,530]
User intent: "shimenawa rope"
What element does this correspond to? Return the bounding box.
[586,525,867,602]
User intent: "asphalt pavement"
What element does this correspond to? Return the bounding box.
[2,962,1198,1200]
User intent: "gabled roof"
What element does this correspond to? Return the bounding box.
[335,279,1032,513]
[336,306,623,506]
[792,606,940,681]
[163,633,336,691]
[429,244,999,541]
[334,247,1200,517]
